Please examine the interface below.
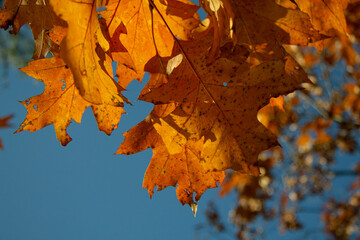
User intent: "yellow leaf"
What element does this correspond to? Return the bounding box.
[16,57,125,146]
[50,0,128,106]
[102,0,200,83]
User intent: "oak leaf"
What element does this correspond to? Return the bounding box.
[49,0,128,106]
[233,0,323,46]
[294,0,348,36]
[0,0,62,59]
[102,0,200,83]
[1,0,348,207]
[139,31,307,170]
[199,0,234,60]
[117,26,309,204]
[200,0,324,61]
[219,154,275,197]
[15,57,125,146]
[117,107,226,205]
[293,0,356,61]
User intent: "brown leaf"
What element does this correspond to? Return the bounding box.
[201,0,324,61]
[0,115,13,150]
[295,0,348,36]
[0,0,64,59]
[294,0,354,57]
[233,0,324,46]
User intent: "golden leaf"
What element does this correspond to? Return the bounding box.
[117,110,226,205]
[16,57,125,146]
[49,0,128,106]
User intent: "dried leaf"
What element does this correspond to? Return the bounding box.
[167,54,183,75]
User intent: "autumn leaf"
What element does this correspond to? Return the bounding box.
[1,0,355,209]
[102,0,200,83]
[15,57,125,146]
[343,83,360,113]
[0,0,63,59]
[49,0,128,106]
[0,115,12,128]
[200,0,324,61]
[257,96,286,135]
[0,115,13,150]
[117,107,226,205]
[219,152,276,196]
[116,23,310,204]
[233,0,324,46]
[294,0,348,36]
[139,29,307,170]
[199,0,234,60]
[0,1,17,30]
[293,0,357,62]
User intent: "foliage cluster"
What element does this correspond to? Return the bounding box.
[0,1,360,234]
[200,2,360,239]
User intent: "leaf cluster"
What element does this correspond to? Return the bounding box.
[200,1,360,238]
[0,0,353,208]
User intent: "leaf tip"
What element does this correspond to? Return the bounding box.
[190,202,198,217]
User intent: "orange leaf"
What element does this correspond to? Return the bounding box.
[295,0,348,36]
[117,23,309,204]
[16,57,125,146]
[116,111,226,205]
[0,0,64,59]
[49,0,128,106]
[140,30,306,170]
[102,0,200,83]
[219,173,252,196]
[294,0,355,60]
[201,0,324,61]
